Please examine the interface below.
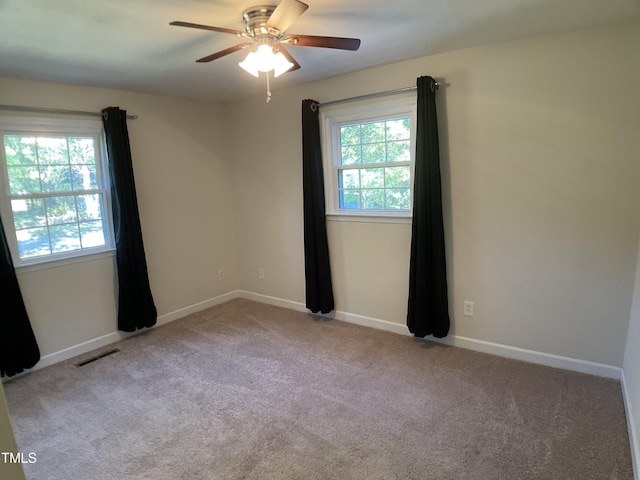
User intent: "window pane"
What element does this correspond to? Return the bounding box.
[340,125,360,146]
[45,196,78,225]
[1,122,112,264]
[49,224,81,253]
[40,165,72,192]
[77,194,104,221]
[71,164,98,190]
[80,221,106,248]
[37,137,68,165]
[362,189,384,209]
[68,138,95,164]
[385,166,411,188]
[387,140,411,162]
[362,143,385,164]
[339,169,360,189]
[16,227,50,258]
[4,136,37,166]
[327,100,414,215]
[386,118,410,141]
[339,189,360,209]
[361,168,384,188]
[361,122,385,143]
[8,166,41,194]
[340,145,360,165]
[386,188,411,210]
[12,198,46,229]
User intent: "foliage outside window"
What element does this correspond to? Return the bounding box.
[321,95,416,218]
[0,117,113,267]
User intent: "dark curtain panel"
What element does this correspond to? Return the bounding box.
[102,107,157,332]
[407,76,450,338]
[301,99,334,314]
[0,216,40,377]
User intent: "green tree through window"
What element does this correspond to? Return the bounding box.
[0,117,113,266]
[337,117,412,211]
[321,94,416,217]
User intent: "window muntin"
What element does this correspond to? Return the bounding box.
[337,117,412,211]
[0,117,113,267]
[321,95,416,218]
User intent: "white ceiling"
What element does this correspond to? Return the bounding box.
[1,0,639,103]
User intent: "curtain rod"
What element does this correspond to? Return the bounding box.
[318,83,439,109]
[0,104,138,120]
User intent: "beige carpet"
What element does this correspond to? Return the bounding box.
[3,298,633,479]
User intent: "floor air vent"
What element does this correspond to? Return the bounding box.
[75,348,121,367]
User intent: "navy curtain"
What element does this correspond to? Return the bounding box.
[102,107,157,332]
[301,99,334,314]
[0,216,40,377]
[407,76,450,338]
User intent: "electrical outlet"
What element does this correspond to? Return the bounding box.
[218,269,224,281]
[464,301,474,317]
[258,268,265,280]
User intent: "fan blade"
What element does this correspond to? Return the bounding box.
[282,34,361,51]
[274,45,301,72]
[170,21,245,37]
[196,43,253,63]
[266,0,309,33]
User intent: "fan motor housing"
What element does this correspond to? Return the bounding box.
[242,5,279,36]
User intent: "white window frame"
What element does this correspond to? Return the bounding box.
[0,115,115,270]
[320,93,417,221]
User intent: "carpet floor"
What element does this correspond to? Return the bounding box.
[3,298,633,479]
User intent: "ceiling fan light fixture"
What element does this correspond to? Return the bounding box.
[271,51,294,77]
[171,0,360,102]
[238,44,294,78]
[238,51,260,77]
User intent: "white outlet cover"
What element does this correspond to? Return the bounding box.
[464,301,474,317]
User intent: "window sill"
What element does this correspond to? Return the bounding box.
[326,213,412,224]
[15,248,116,274]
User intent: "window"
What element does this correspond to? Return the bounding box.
[0,116,114,267]
[321,94,416,218]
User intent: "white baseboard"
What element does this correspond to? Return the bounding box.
[156,290,242,326]
[16,289,622,382]
[7,290,244,378]
[239,291,308,313]
[238,290,410,335]
[237,290,622,380]
[621,370,640,480]
[430,335,622,380]
[36,331,125,371]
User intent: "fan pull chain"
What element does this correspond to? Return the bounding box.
[265,72,272,103]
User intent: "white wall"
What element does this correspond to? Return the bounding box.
[0,78,239,358]
[229,19,640,367]
[624,234,640,477]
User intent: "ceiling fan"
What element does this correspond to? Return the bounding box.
[170,0,361,100]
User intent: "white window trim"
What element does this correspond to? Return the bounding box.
[320,93,417,220]
[15,250,115,274]
[0,115,115,269]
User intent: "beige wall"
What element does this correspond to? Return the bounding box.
[0,382,26,480]
[1,20,638,369]
[1,19,639,475]
[0,78,240,357]
[230,19,640,367]
[624,234,640,476]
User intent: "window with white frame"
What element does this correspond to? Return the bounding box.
[320,94,416,218]
[0,116,114,267]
